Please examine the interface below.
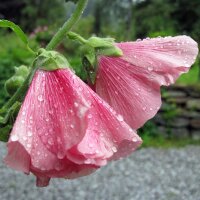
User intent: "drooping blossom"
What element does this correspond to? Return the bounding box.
[4,68,142,187]
[95,36,199,129]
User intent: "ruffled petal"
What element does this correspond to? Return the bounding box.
[95,36,199,129]
[5,68,142,186]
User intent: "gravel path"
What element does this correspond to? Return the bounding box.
[0,143,200,200]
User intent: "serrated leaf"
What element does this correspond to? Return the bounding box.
[0,19,28,45]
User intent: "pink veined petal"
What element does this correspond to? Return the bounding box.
[95,35,199,129]
[4,68,142,187]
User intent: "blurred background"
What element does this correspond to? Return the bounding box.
[0,0,200,199]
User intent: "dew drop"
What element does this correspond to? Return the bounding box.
[117,114,124,122]
[142,106,147,111]
[37,95,44,102]
[95,150,100,154]
[112,146,117,153]
[132,137,138,142]
[88,114,93,119]
[11,135,18,141]
[48,138,54,145]
[74,102,79,107]
[70,124,75,129]
[23,136,27,141]
[84,160,92,164]
[147,66,153,71]
[27,131,32,137]
[57,152,65,159]
[49,110,53,114]
[150,107,153,111]
[27,143,31,148]
[45,118,49,122]
[114,91,119,95]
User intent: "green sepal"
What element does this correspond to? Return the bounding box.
[36,48,70,71]
[96,46,123,57]
[67,31,123,57]
[87,36,115,48]
[82,56,96,85]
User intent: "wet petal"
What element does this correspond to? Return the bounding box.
[95,35,198,129]
[5,68,142,186]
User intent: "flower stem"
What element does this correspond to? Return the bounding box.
[0,0,88,114]
[46,0,88,50]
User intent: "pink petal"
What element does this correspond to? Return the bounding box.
[95,36,199,129]
[4,68,142,186]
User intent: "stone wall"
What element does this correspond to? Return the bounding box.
[153,85,200,140]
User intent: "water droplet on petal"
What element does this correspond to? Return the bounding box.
[23,136,27,141]
[147,66,153,71]
[88,114,93,119]
[37,95,44,102]
[27,131,32,137]
[48,138,54,145]
[74,102,79,107]
[45,118,49,122]
[57,152,65,159]
[11,135,18,141]
[142,106,147,111]
[132,137,138,142]
[84,160,92,164]
[70,124,74,129]
[150,107,153,111]
[114,91,119,95]
[117,114,124,122]
[112,146,117,153]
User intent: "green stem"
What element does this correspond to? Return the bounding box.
[46,0,88,50]
[1,0,89,114]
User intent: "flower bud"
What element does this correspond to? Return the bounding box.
[5,76,25,96]
[4,65,29,96]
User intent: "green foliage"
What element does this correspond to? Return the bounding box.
[176,62,200,85]
[0,33,38,107]
[20,0,67,32]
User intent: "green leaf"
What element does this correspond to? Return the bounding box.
[0,125,12,142]
[0,19,28,45]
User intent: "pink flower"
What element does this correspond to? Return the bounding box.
[4,68,142,187]
[95,36,199,129]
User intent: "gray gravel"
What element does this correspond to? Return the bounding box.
[0,143,200,200]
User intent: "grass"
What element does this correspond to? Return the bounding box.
[141,134,200,148]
